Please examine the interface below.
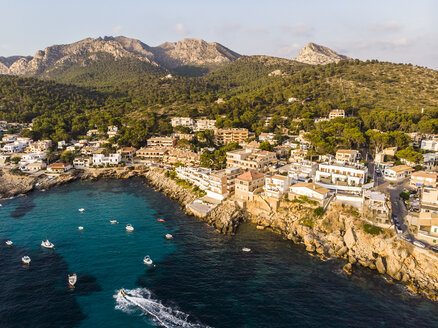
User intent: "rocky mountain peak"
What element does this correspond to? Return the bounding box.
[295,42,350,65]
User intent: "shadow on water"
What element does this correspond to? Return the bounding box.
[0,242,101,328]
[10,201,35,219]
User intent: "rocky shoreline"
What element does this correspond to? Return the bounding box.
[2,167,438,301]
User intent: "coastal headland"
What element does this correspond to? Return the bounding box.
[2,167,438,301]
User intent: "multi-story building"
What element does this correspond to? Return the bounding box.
[264,174,290,199]
[421,138,438,152]
[206,167,242,200]
[226,148,277,171]
[2,142,24,153]
[410,171,438,188]
[315,162,368,191]
[335,149,359,163]
[73,157,92,169]
[137,147,167,162]
[383,165,414,181]
[329,109,345,120]
[92,153,122,166]
[107,126,118,138]
[171,117,196,129]
[195,119,216,131]
[234,170,265,201]
[421,188,438,214]
[165,148,201,166]
[23,161,46,172]
[147,137,177,148]
[288,160,318,183]
[25,140,52,153]
[416,212,438,244]
[175,166,211,191]
[215,128,249,144]
[259,133,275,144]
[289,149,308,163]
[47,162,72,173]
[362,190,391,226]
[117,147,137,158]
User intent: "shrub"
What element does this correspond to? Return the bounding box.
[313,206,324,217]
[363,223,383,235]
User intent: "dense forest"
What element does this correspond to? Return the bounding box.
[0,56,437,154]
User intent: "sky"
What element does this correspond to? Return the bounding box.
[1,0,437,69]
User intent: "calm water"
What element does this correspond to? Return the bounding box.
[1,179,438,328]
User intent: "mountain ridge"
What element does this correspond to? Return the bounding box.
[294,42,350,65]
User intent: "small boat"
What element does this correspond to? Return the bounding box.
[242,247,251,252]
[0,204,3,207]
[78,208,85,212]
[256,225,265,230]
[22,256,31,264]
[68,273,77,287]
[143,255,153,265]
[165,234,173,240]
[126,224,134,232]
[78,226,84,230]
[110,220,118,224]
[157,219,165,222]
[41,239,55,249]
[5,240,13,246]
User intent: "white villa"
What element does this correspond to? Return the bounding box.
[92,153,122,166]
[264,174,290,199]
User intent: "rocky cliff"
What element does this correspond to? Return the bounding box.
[295,42,350,65]
[1,36,240,77]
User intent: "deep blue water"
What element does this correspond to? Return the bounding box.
[1,178,438,328]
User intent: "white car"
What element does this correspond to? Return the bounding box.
[395,225,403,234]
[413,240,426,248]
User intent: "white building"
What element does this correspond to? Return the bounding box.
[383,165,414,181]
[335,149,360,163]
[206,167,241,201]
[421,139,438,152]
[288,160,318,183]
[107,126,118,138]
[195,118,216,131]
[175,166,211,191]
[171,117,196,129]
[289,182,330,201]
[3,142,24,153]
[264,174,290,199]
[329,109,345,120]
[315,162,368,191]
[73,157,92,169]
[92,153,122,166]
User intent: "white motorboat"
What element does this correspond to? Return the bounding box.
[22,256,31,264]
[165,234,173,240]
[78,226,84,230]
[143,255,153,265]
[242,247,251,252]
[78,208,85,212]
[126,224,134,232]
[41,239,55,249]
[5,240,13,246]
[110,220,118,224]
[68,273,77,287]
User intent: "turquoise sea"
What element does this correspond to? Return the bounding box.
[1,178,438,328]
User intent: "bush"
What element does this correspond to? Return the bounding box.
[313,206,324,217]
[400,191,410,201]
[363,223,383,235]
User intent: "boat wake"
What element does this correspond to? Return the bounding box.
[114,288,210,328]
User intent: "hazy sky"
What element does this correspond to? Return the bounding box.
[1,0,437,69]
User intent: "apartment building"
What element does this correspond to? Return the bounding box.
[170,117,196,128]
[137,147,167,161]
[226,148,277,171]
[421,139,438,152]
[195,119,216,131]
[73,157,92,169]
[329,109,345,120]
[92,153,122,166]
[234,170,265,201]
[117,147,137,158]
[165,148,200,166]
[215,128,249,144]
[175,166,211,191]
[288,160,318,183]
[264,174,290,199]
[315,162,368,190]
[410,171,438,188]
[289,149,308,163]
[147,137,177,148]
[421,188,438,214]
[25,140,52,153]
[335,149,360,163]
[206,167,242,201]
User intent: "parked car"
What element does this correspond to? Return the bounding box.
[392,214,399,223]
[401,235,413,242]
[375,169,381,175]
[413,240,426,248]
[395,225,403,234]
[431,246,438,253]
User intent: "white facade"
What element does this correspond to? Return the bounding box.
[92,153,122,166]
[175,166,211,190]
[315,162,368,190]
[289,182,329,200]
[195,119,216,131]
[329,109,345,120]
[171,117,196,129]
[421,139,438,152]
[288,160,318,183]
[264,175,290,199]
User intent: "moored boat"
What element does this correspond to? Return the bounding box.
[126,224,134,232]
[78,208,85,212]
[110,220,118,224]
[68,273,77,287]
[157,219,165,222]
[41,239,55,249]
[22,256,31,264]
[78,226,84,230]
[242,247,251,252]
[143,255,153,265]
[256,225,265,230]
[5,240,13,246]
[165,234,173,239]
